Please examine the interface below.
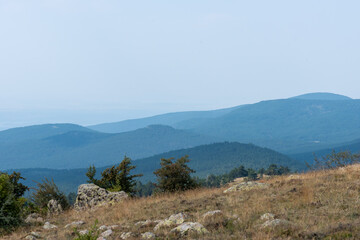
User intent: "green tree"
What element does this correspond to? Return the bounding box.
[246,168,258,180]
[0,173,26,234]
[31,178,69,210]
[86,156,143,195]
[154,155,198,193]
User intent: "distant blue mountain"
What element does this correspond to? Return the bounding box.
[0,124,217,170]
[10,142,302,194]
[88,105,244,133]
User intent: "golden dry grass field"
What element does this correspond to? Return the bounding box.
[5,164,360,240]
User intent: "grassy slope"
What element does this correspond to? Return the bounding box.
[6,164,360,239]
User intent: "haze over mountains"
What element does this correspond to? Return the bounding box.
[10,142,302,194]
[1,92,360,176]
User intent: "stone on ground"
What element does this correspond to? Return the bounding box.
[171,222,209,235]
[224,181,268,193]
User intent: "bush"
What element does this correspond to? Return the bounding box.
[154,155,198,193]
[0,173,26,234]
[31,178,69,211]
[86,156,142,195]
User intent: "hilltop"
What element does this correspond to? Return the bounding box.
[6,164,360,239]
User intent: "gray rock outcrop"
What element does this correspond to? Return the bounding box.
[25,213,44,224]
[47,199,63,216]
[224,181,268,193]
[74,184,128,210]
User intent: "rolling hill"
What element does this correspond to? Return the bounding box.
[0,125,217,170]
[88,105,244,133]
[87,93,360,154]
[0,123,93,144]
[10,142,303,194]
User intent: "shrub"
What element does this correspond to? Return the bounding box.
[154,155,198,193]
[31,178,69,211]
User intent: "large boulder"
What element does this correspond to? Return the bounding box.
[47,199,63,216]
[74,184,128,210]
[25,213,44,224]
[154,213,188,231]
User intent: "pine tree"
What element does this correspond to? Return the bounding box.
[154,155,198,193]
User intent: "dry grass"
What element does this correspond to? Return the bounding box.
[5,164,360,239]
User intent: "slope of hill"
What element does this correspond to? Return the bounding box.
[291,138,360,164]
[0,123,93,144]
[175,98,360,153]
[88,106,244,133]
[0,125,218,170]
[10,142,304,193]
[7,164,360,239]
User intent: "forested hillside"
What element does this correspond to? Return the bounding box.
[11,142,303,194]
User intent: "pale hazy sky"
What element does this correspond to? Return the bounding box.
[0,0,359,129]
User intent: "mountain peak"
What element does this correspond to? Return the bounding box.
[292,92,352,101]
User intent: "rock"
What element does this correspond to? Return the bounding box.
[135,220,157,228]
[79,229,89,235]
[224,181,268,193]
[202,210,223,219]
[261,219,291,229]
[30,232,41,238]
[25,213,44,224]
[97,237,106,240]
[25,236,37,240]
[101,229,113,237]
[141,232,156,239]
[64,220,85,229]
[120,232,134,239]
[74,184,128,210]
[260,213,275,221]
[99,225,108,231]
[171,222,209,235]
[43,221,57,230]
[47,199,63,216]
[154,213,188,231]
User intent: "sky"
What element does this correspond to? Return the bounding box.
[0,0,359,130]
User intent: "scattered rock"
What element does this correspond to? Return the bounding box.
[171,222,208,235]
[65,220,85,229]
[47,199,63,216]
[120,232,134,239]
[261,219,291,229]
[97,237,106,240]
[25,232,41,240]
[43,222,57,230]
[74,184,128,210]
[141,232,156,239]
[101,229,113,237]
[224,181,268,193]
[25,213,44,224]
[154,213,188,231]
[260,213,275,221]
